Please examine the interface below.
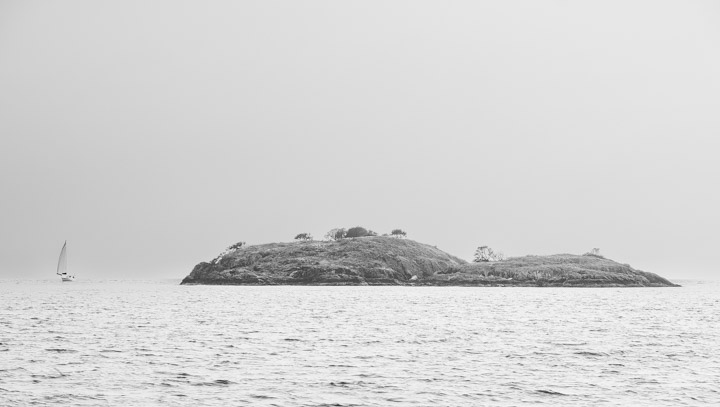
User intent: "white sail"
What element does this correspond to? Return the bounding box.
[57,241,68,276]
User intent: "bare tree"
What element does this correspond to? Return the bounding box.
[474,246,505,262]
[583,248,604,258]
[324,228,347,241]
[213,241,246,264]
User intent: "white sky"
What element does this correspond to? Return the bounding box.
[1,1,719,280]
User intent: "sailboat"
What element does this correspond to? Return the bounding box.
[56,241,75,282]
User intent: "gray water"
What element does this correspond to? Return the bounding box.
[1,280,718,406]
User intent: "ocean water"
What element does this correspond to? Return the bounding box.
[0,280,718,406]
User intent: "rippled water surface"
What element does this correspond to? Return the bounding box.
[1,279,719,406]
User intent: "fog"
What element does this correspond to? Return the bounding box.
[1,1,718,279]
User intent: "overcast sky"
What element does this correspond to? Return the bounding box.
[1,1,719,280]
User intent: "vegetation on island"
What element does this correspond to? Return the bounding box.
[390,229,407,238]
[437,253,676,287]
[323,226,404,241]
[181,231,678,287]
[184,235,463,286]
[473,246,505,262]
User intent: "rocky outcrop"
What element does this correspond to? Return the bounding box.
[434,254,679,287]
[181,237,466,285]
[180,237,678,287]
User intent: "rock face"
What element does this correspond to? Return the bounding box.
[181,237,466,285]
[180,237,679,287]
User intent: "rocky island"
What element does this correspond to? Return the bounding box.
[180,236,678,287]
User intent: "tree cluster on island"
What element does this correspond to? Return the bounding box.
[472,246,604,263]
[291,227,408,241]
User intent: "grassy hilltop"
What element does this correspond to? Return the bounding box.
[181,236,678,287]
[434,253,677,287]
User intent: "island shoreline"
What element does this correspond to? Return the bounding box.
[181,237,679,288]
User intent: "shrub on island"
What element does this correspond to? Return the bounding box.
[390,229,407,238]
[473,246,505,262]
